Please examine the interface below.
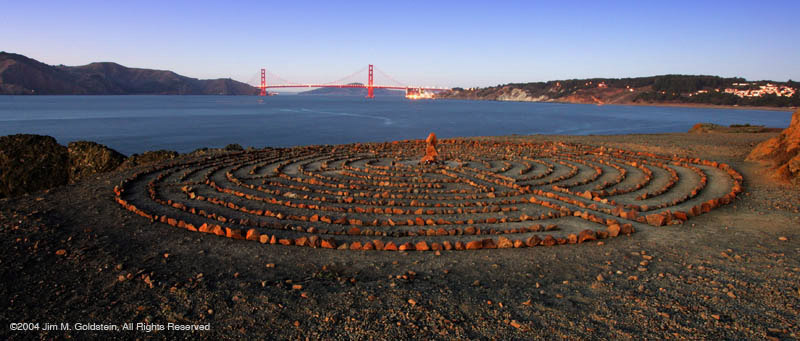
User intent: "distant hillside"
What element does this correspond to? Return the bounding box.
[0,52,258,95]
[437,75,800,108]
[298,83,404,96]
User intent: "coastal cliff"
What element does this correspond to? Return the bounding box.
[437,75,799,108]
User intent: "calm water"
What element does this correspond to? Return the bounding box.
[0,95,792,155]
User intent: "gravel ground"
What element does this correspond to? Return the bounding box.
[1,132,798,340]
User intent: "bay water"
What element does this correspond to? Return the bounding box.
[0,95,792,155]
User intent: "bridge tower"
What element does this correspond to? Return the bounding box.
[367,64,374,99]
[259,68,267,96]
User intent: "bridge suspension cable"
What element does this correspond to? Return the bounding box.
[255,64,449,98]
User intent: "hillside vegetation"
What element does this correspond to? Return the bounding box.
[0,52,258,95]
[438,75,800,108]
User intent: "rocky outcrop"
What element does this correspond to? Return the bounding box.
[119,150,179,169]
[420,133,439,164]
[497,88,538,102]
[690,123,775,134]
[224,144,244,151]
[0,134,68,198]
[67,141,126,183]
[747,109,800,184]
[689,123,724,133]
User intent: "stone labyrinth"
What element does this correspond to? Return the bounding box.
[115,137,743,251]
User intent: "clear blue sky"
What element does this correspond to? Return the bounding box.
[3,0,798,88]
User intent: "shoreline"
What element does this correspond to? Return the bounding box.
[600,101,796,112]
[441,96,796,112]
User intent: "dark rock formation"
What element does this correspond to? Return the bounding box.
[747,109,800,184]
[224,144,244,151]
[67,141,126,183]
[119,150,179,169]
[0,134,68,198]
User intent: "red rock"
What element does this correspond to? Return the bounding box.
[482,239,497,249]
[620,224,634,235]
[420,132,440,164]
[431,243,442,251]
[525,235,541,247]
[415,241,430,251]
[347,227,361,235]
[747,110,800,183]
[497,236,514,248]
[321,239,337,249]
[350,241,363,250]
[464,226,477,235]
[245,229,259,241]
[362,241,375,250]
[398,242,415,251]
[383,242,398,251]
[278,238,292,246]
[455,241,465,250]
[270,235,278,244]
[227,228,244,240]
[259,234,269,244]
[372,240,385,250]
[212,225,226,236]
[567,234,578,244]
[607,224,621,237]
[578,229,596,243]
[198,223,211,233]
[513,240,525,248]
[620,210,638,220]
[541,235,557,246]
[295,237,308,246]
[646,214,667,227]
[674,211,688,221]
[442,241,453,250]
[465,240,483,250]
[597,230,609,239]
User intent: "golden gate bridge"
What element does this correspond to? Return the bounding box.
[254,65,449,99]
